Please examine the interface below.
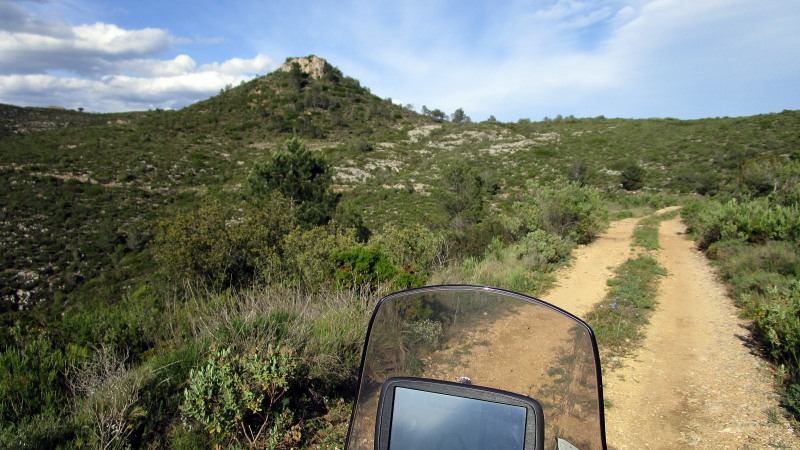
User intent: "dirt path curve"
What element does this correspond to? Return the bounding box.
[600,216,799,449]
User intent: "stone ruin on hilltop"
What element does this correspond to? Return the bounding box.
[279,55,329,80]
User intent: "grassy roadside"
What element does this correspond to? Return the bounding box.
[585,210,677,367]
[682,198,800,421]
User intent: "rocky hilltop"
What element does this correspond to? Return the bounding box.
[279,55,330,80]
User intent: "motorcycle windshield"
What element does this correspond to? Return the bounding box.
[345,285,606,450]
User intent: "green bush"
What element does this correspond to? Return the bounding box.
[440,161,485,230]
[752,283,800,418]
[755,284,800,373]
[282,224,358,290]
[249,137,340,227]
[0,329,84,424]
[620,162,645,191]
[331,246,423,290]
[506,180,609,244]
[519,230,571,264]
[373,224,445,276]
[154,197,296,288]
[182,344,300,447]
[684,198,800,248]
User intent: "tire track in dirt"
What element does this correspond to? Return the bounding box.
[599,216,799,448]
[542,216,640,317]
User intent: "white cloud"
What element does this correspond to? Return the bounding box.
[340,0,800,120]
[0,21,177,75]
[0,2,279,112]
[199,54,276,75]
[0,52,277,111]
[71,22,177,56]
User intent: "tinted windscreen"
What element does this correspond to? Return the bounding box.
[389,387,526,450]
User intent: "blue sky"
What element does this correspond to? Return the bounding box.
[1,0,799,121]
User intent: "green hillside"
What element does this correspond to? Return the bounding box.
[1,56,798,447]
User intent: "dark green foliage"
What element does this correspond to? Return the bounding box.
[182,344,300,447]
[569,158,589,186]
[620,162,646,191]
[441,161,485,230]
[281,224,359,290]
[451,108,470,123]
[752,283,800,418]
[333,203,372,243]
[735,157,799,197]
[332,246,396,288]
[154,197,296,289]
[374,224,444,276]
[331,246,423,290]
[450,215,509,260]
[134,343,204,448]
[682,197,799,248]
[249,137,340,227]
[506,181,609,245]
[0,328,83,424]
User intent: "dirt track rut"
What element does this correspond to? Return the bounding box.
[542,212,799,448]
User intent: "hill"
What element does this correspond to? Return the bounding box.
[2,54,799,310]
[0,56,430,309]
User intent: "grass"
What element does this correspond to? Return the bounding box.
[585,255,667,364]
[632,208,680,250]
[584,208,676,364]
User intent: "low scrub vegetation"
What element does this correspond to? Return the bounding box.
[683,189,800,420]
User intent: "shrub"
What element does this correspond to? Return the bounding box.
[620,162,645,191]
[248,137,340,227]
[683,198,800,248]
[154,197,296,289]
[331,246,423,290]
[182,344,300,448]
[0,329,83,425]
[519,230,571,264]
[69,346,149,450]
[755,284,800,373]
[440,161,484,230]
[282,224,358,290]
[373,224,446,276]
[752,283,800,418]
[506,180,609,244]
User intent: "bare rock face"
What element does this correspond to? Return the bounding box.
[279,55,328,80]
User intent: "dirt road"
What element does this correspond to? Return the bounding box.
[544,212,799,448]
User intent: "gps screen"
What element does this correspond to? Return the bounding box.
[388,386,527,450]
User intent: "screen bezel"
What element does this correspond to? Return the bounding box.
[375,377,544,450]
